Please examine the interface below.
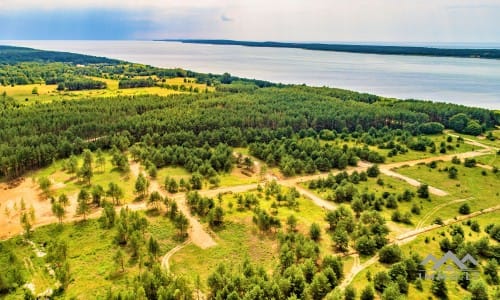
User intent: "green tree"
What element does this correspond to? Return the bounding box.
[468,280,489,300]
[91,184,105,206]
[374,271,391,292]
[107,182,124,205]
[190,172,203,190]
[309,272,331,300]
[417,184,429,199]
[333,227,349,252]
[80,149,94,185]
[148,191,163,210]
[148,236,160,260]
[309,222,321,241]
[20,211,32,237]
[114,249,125,272]
[38,176,52,197]
[66,155,79,174]
[76,189,90,220]
[379,245,403,264]
[459,203,471,214]
[95,149,106,172]
[344,285,356,300]
[287,214,298,232]
[431,273,447,299]
[449,113,470,133]
[58,193,69,207]
[135,173,149,198]
[464,120,482,136]
[51,201,65,223]
[360,285,374,300]
[367,164,380,177]
[175,213,189,237]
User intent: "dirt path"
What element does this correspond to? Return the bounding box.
[281,181,337,211]
[1,146,489,240]
[131,160,218,249]
[379,168,449,196]
[1,136,495,244]
[416,197,472,229]
[161,239,192,272]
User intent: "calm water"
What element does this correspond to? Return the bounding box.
[3,40,500,109]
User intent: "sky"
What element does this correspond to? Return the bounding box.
[0,0,499,43]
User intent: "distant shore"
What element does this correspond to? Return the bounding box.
[160,39,500,60]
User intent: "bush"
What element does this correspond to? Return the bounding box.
[459,203,471,215]
[379,245,403,264]
[309,223,321,241]
[464,158,477,167]
[367,164,380,177]
[417,184,429,199]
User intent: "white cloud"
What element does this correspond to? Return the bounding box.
[1,0,499,42]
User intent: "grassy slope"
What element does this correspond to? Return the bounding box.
[396,161,500,221]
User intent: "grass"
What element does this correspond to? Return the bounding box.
[0,76,213,105]
[170,221,279,290]
[0,213,179,299]
[476,153,499,168]
[395,161,500,223]
[32,152,136,203]
[156,165,260,192]
[445,129,500,149]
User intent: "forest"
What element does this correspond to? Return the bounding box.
[166,39,500,59]
[1,84,497,179]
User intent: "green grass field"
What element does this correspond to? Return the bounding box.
[0,76,214,105]
[395,161,500,222]
[0,214,179,299]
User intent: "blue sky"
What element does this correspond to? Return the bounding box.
[1,0,499,42]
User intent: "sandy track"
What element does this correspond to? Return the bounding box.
[131,161,218,249]
[161,240,191,272]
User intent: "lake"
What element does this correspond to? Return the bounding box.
[3,40,499,109]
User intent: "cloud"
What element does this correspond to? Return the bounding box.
[220,14,233,22]
[0,0,499,42]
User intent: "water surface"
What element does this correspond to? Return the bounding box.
[3,40,499,109]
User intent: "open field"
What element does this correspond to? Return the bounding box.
[0,76,215,104]
[395,161,500,222]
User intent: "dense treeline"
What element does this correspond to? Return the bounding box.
[249,137,384,175]
[0,45,120,64]
[172,39,500,59]
[59,78,107,91]
[0,46,276,89]
[1,85,498,179]
[118,78,155,89]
